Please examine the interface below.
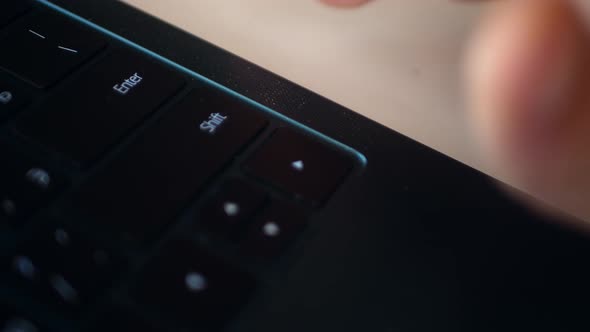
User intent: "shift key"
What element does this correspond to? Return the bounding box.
[16,48,185,165]
[73,88,268,244]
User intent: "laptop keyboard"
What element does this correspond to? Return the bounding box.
[0,1,363,331]
[0,10,107,89]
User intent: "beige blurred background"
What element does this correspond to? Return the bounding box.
[122,0,492,175]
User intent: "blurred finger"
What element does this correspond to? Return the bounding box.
[466,0,590,224]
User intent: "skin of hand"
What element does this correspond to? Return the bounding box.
[322,0,590,227]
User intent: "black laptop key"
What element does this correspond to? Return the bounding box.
[0,10,106,88]
[242,202,308,258]
[0,71,34,122]
[17,48,185,164]
[8,225,120,309]
[244,128,353,204]
[131,240,256,330]
[93,308,162,332]
[198,179,266,236]
[1,318,45,332]
[0,305,48,332]
[0,149,65,226]
[74,88,267,244]
[0,0,30,28]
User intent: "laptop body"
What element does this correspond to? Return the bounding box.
[1,1,589,331]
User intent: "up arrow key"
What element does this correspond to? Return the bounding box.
[291,160,305,172]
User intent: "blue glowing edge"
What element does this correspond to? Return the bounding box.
[36,0,368,168]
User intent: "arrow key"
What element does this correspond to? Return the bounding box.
[242,201,308,259]
[244,128,353,204]
[197,179,266,237]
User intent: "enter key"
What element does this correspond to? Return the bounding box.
[16,48,185,165]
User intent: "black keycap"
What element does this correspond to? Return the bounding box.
[242,202,308,258]
[73,87,267,244]
[0,305,47,332]
[0,11,106,88]
[92,308,161,332]
[0,0,30,28]
[0,149,65,226]
[17,48,185,164]
[1,317,44,332]
[131,240,256,330]
[7,224,120,310]
[244,128,353,204]
[0,70,34,121]
[198,179,266,236]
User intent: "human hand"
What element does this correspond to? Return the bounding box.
[322,0,590,226]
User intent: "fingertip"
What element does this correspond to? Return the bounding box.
[467,0,580,170]
[466,0,590,222]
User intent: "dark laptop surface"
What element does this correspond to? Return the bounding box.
[1,1,589,331]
